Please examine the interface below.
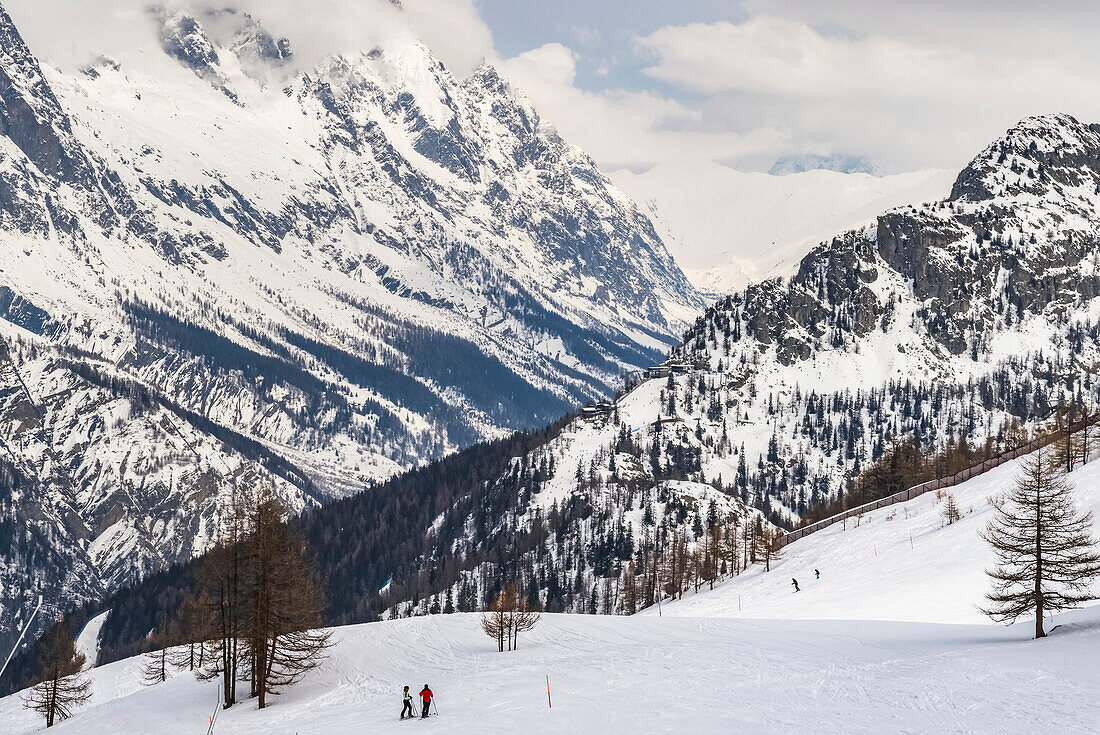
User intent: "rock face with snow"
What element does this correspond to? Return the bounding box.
[460,114,1100,550]
[0,1,701,647]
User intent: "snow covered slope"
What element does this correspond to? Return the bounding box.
[11,445,1100,733]
[6,609,1100,733]
[0,0,702,649]
[533,114,1100,531]
[613,161,954,292]
[658,446,1100,624]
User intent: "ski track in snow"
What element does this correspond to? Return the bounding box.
[73,610,109,671]
[6,449,1100,733]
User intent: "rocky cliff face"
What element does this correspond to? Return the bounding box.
[429,114,1100,570]
[0,2,701,646]
[734,114,1100,365]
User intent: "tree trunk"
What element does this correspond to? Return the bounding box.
[1035,484,1045,639]
[46,674,57,728]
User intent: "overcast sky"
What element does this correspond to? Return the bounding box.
[478,0,1100,174]
[10,0,1100,175]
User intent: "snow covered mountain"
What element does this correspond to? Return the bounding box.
[612,161,954,292]
[562,113,1100,533]
[0,1,703,649]
[71,113,1100,638]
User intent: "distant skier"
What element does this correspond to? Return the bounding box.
[791,578,800,593]
[815,569,820,580]
[400,686,414,719]
[420,684,434,718]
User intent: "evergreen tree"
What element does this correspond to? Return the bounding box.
[941,494,961,525]
[981,447,1100,638]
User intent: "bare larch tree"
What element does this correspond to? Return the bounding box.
[141,613,175,685]
[479,584,540,652]
[981,445,1100,638]
[242,488,331,709]
[22,621,91,727]
[171,590,216,671]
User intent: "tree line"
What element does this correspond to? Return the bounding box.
[11,483,330,726]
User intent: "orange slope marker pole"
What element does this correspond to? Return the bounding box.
[547,675,552,709]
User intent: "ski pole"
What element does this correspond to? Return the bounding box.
[433,696,439,715]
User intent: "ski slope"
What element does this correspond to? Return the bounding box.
[5,609,1100,734]
[656,449,1100,625]
[6,449,1100,733]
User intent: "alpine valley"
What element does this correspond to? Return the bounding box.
[39,111,1100,673]
[4,0,1100,709]
[0,0,703,651]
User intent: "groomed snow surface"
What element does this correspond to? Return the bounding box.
[7,450,1100,733]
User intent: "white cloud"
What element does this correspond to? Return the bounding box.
[629,12,1100,170]
[637,17,967,99]
[503,42,578,88]
[636,15,1097,104]
[498,42,786,171]
[4,0,495,77]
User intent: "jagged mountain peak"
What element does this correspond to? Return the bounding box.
[950,113,1100,202]
[0,0,701,650]
[995,113,1098,154]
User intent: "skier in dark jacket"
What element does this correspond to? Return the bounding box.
[401,686,414,719]
[815,569,820,580]
[791,578,800,592]
[420,684,433,718]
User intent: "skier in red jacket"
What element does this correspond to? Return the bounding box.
[420,684,433,718]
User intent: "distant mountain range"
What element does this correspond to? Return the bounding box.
[613,161,954,292]
[769,153,884,176]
